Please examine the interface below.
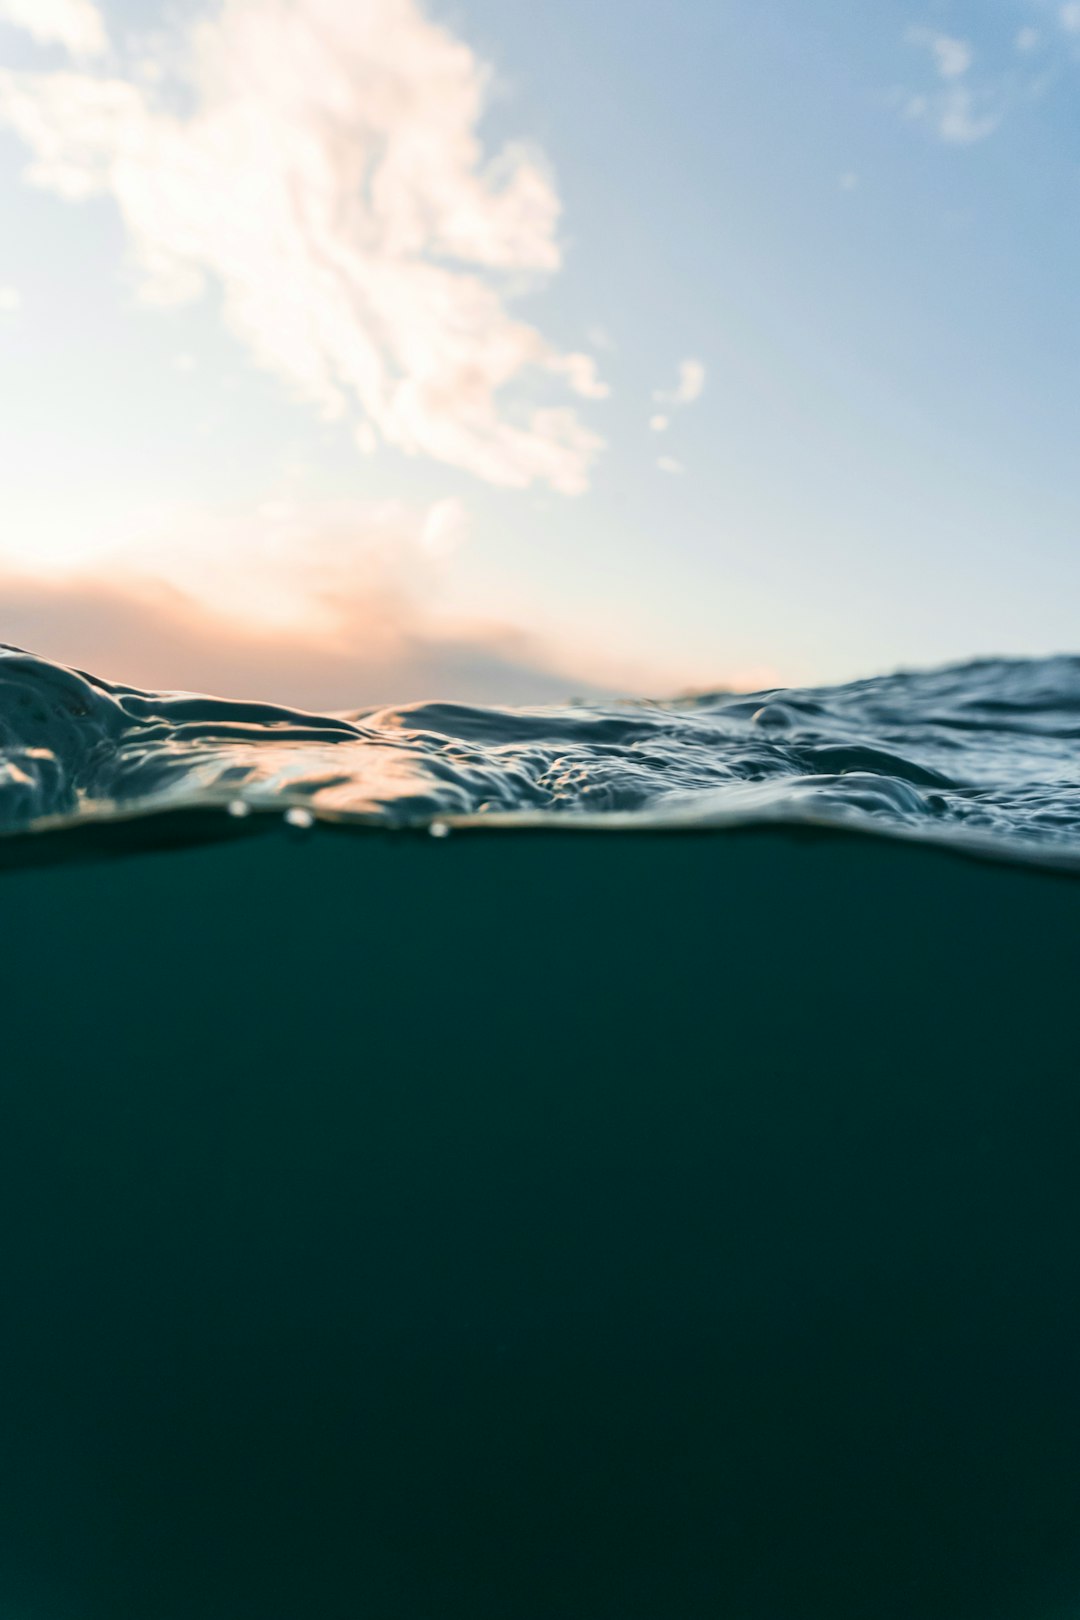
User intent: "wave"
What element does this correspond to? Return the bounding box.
[3,645,1080,868]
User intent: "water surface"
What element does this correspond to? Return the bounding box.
[3,646,1080,866]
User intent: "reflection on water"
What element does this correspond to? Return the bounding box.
[3,645,1080,867]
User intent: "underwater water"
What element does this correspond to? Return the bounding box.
[2,645,1080,1620]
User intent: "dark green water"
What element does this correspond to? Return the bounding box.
[2,822,1079,1619]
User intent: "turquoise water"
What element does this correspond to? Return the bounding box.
[2,646,1080,1619]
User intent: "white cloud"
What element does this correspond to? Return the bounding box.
[0,283,21,311]
[934,35,973,78]
[935,84,1002,143]
[657,456,684,475]
[654,358,706,408]
[649,413,669,433]
[0,0,605,494]
[839,171,859,191]
[1062,3,1080,33]
[1016,26,1040,51]
[33,490,474,637]
[0,489,675,706]
[909,29,973,80]
[0,0,106,56]
[586,324,615,352]
[902,27,1011,144]
[548,351,610,401]
[420,496,467,560]
[0,560,617,709]
[902,79,1003,146]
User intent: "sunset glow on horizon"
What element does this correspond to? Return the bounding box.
[3,0,1080,704]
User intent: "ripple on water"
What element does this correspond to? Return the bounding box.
[1,644,1080,867]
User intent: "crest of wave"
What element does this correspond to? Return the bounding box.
[3,647,1080,867]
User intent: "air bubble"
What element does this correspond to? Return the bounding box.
[285,806,315,830]
[429,819,451,839]
[227,799,251,819]
[751,703,795,731]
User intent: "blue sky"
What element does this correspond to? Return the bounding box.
[0,0,1078,704]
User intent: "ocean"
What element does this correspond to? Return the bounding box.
[1,645,1079,1619]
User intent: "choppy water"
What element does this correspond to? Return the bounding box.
[2,644,1080,867]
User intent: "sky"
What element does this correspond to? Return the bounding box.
[1,0,1079,706]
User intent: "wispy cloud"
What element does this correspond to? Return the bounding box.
[648,360,704,448]
[0,480,725,705]
[1016,26,1041,52]
[0,283,21,311]
[1062,3,1080,34]
[0,0,106,56]
[903,28,1005,143]
[0,0,606,493]
[0,557,776,708]
[657,455,684,476]
[2,476,761,699]
[0,566,621,709]
[935,86,1004,143]
[654,359,706,407]
[0,490,601,706]
[31,491,472,638]
[908,28,973,80]
[586,324,615,353]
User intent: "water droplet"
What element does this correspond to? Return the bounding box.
[429,819,450,839]
[751,703,794,731]
[285,806,315,830]
[227,799,251,819]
